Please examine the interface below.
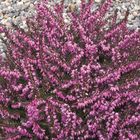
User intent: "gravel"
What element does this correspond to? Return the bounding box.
[0,0,139,29]
[0,0,140,56]
[0,0,39,29]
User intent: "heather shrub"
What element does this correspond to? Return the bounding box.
[0,0,140,139]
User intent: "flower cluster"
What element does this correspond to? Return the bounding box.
[0,0,140,139]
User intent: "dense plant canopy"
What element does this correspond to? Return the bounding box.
[0,0,140,139]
